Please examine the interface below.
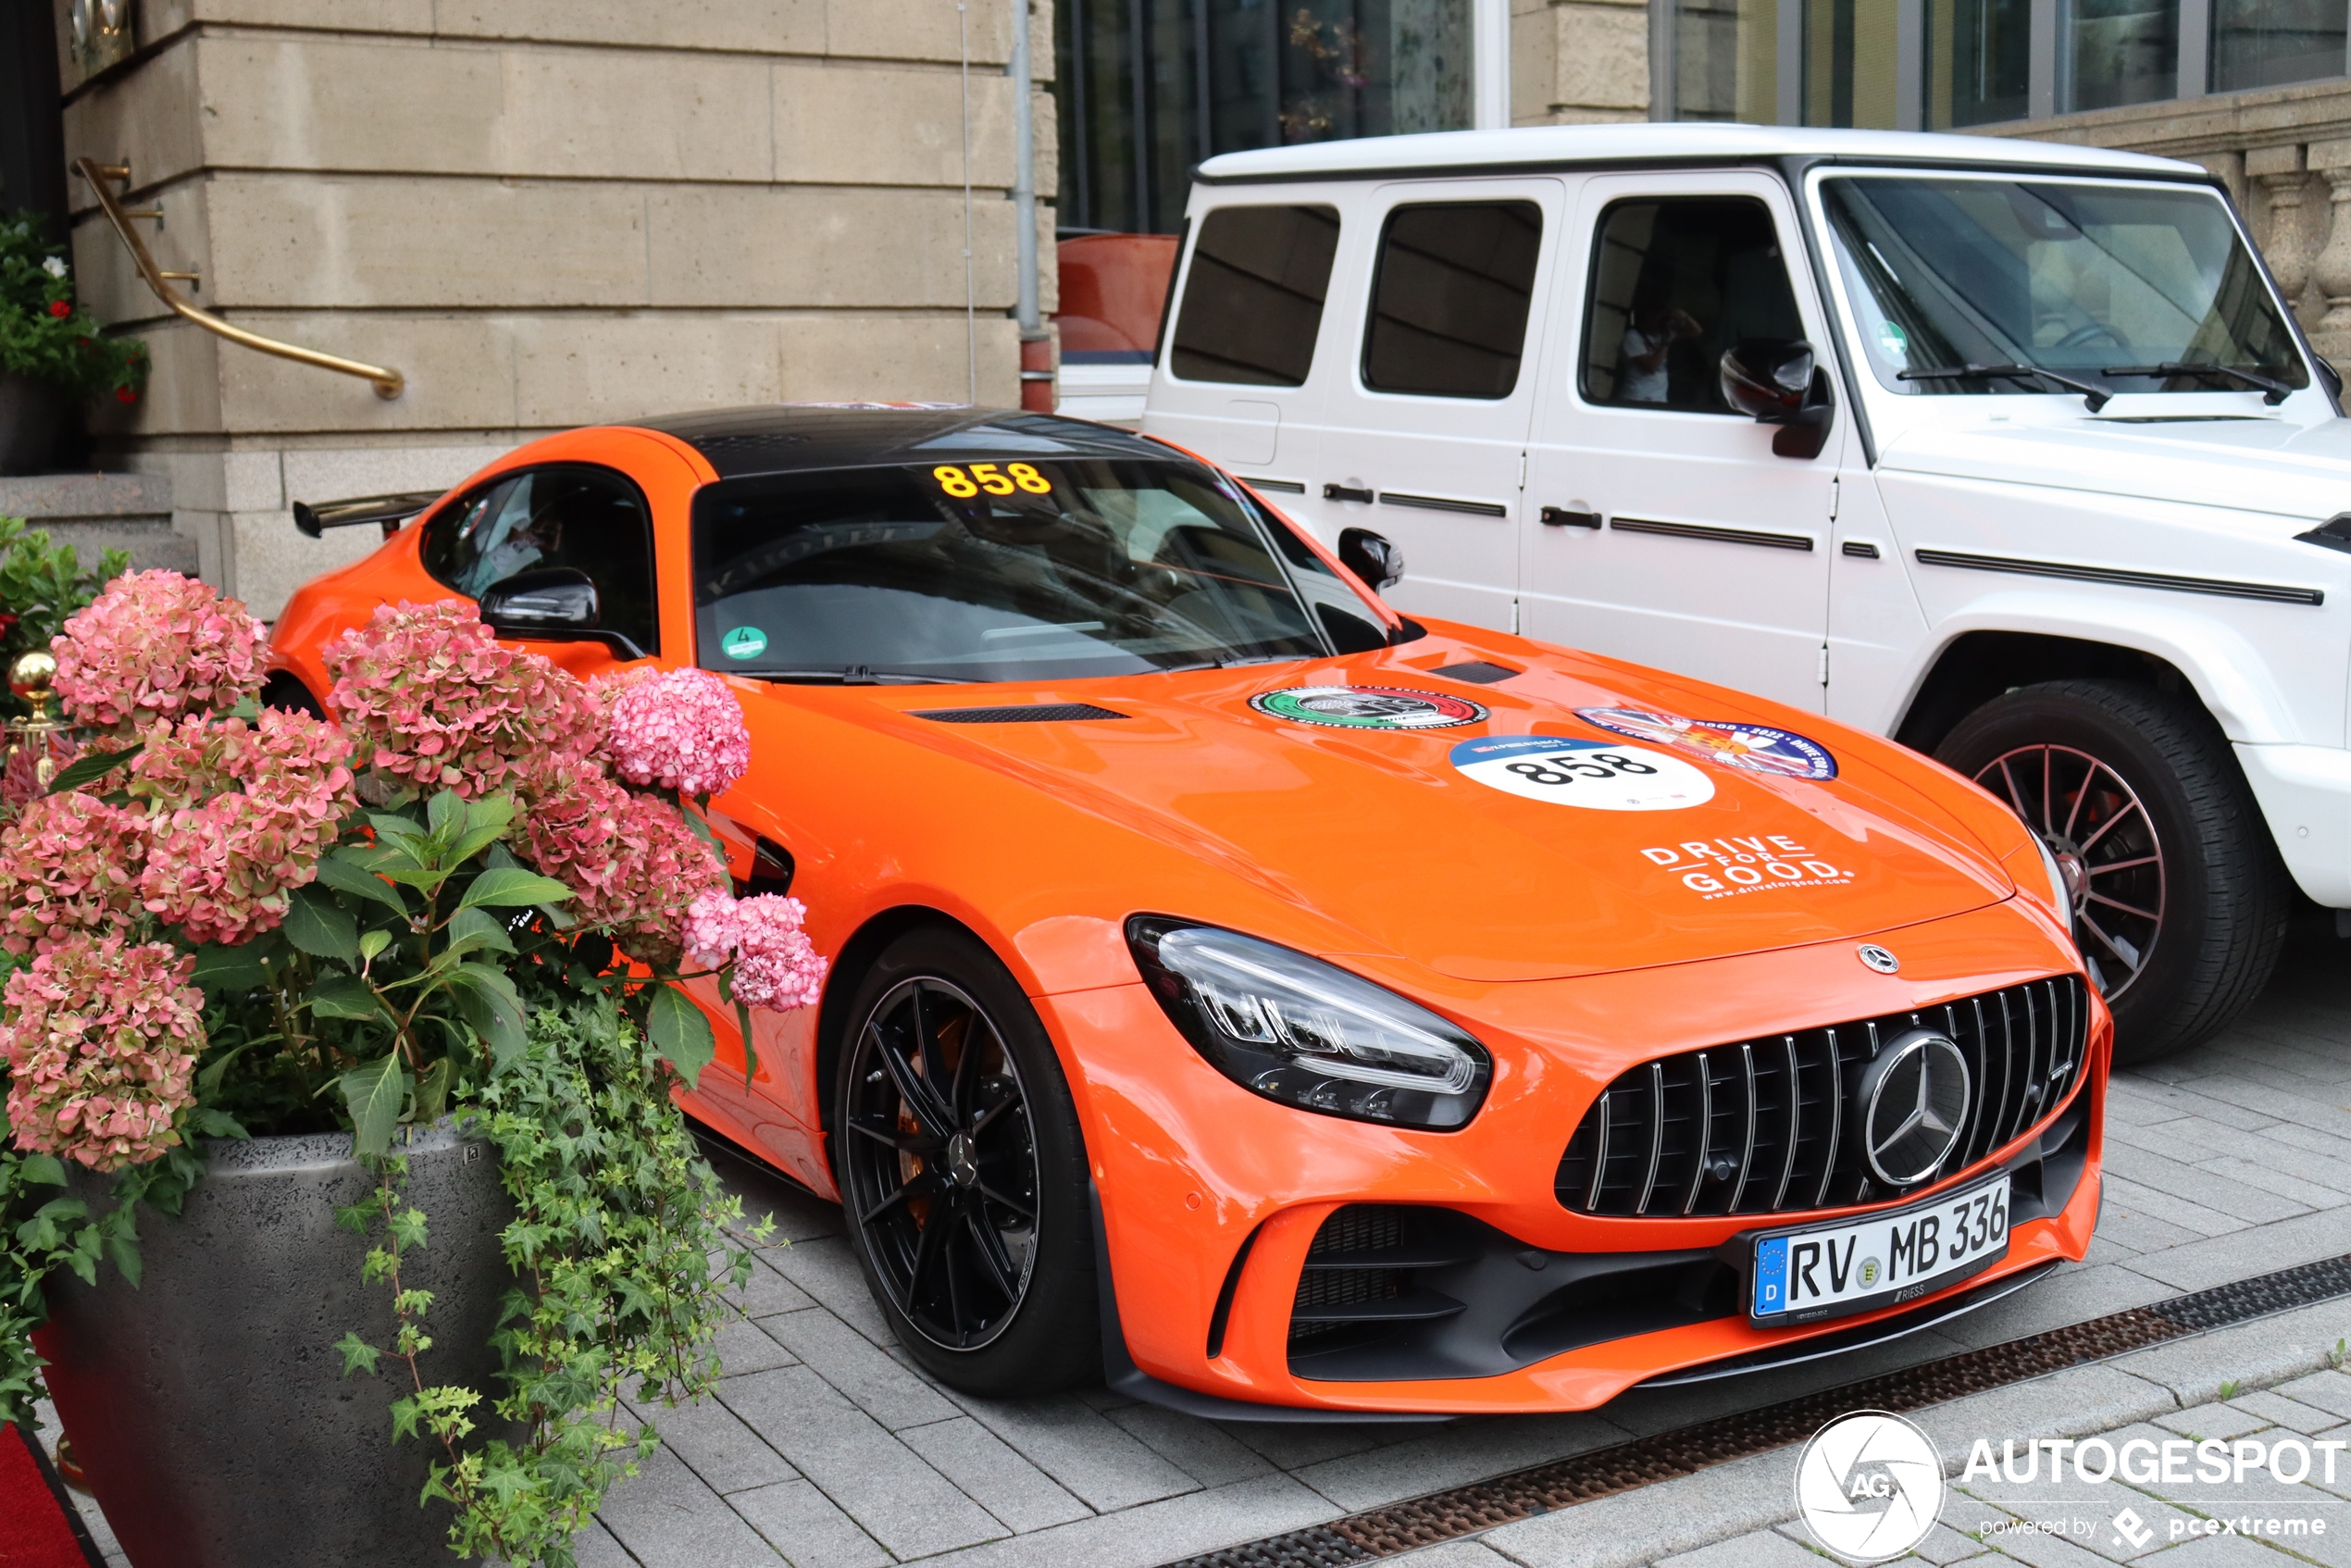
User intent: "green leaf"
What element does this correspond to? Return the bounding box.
[190,941,270,992]
[426,789,466,840]
[411,1057,451,1126]
[448,964,527,1073]
[283,884,359,961]
[315,852,410,915]
[334,1331,383,1378]
[15,1154,64,1188]
[357,929,392,963]
[366,811,429,845]
[457,867,574,911]
[340,1052,408,1159]
[735,999,759,1089]
[442,905,516,959]
[310,973,383,1021]
[44,741,143,795]
[648,984,715,1090]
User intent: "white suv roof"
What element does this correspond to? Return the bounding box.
[1193,123,2206,183]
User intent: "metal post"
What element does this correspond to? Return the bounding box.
[2029,0,2059,118]
[1652,0,1678,121]
[1013,0,1039,333]
[1778,0,1805,123]
[2176,0,2211,96]
[1896,0,1924,129]
[1475,0,1511,128]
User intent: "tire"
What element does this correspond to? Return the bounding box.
[1935,678,2290,1065]
[832,924,1100,1395]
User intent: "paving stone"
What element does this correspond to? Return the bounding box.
[1216,1418,1389,1470]
[756,1306,959,1429]
[1972,1523,2138,1568]
[2276,1372,2351,1420]
[572,1522,641,1567]
[898,1415,1093,1532]
[598,1444,789,1567]
[728,1477,892,1568]
[902,1473,1338,1568]
[2110,1299,2351,1405]
[2193,1158,2349,1211]
[947,1390,1202,1512]
[1294,1412,1630,1513]
[732,1250,818,1318]
[1656,1525,1830,1568]
[2229,1390,2341,1435]
[2143,1535,2309,1566]
[712,1311,800,1378]
[719,1364,1006,1558]
[2097,1176,2253,1239]
[1483,1445,1805,1568]
[1927,1263,2174,1351]
[2091,1205,2209,1257]
[759,1235,896,1345]
[2157,1403,2275,1441]
[2100,1145,2313,1225]
[1909,1363,2180,1463]
[2121,1207,2351,1294]
[631,1388,797,1494]
[1386,1542,1529,1567]
[1105,1400,1280,1487]
[1909,1521,2001,1562]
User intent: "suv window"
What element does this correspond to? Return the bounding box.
[1581,197,1804,414]
[1362,201,1544,399]
[420,464,659,656]
[1168,205,1342,386]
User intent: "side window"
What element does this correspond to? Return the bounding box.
[1580,197,1805,414]
[419,465,659,656]
[1362,201,1544,399]
[1168,205,1342,386]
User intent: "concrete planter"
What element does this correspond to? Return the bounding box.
[39,1122,515,1568]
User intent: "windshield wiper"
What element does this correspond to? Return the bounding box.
[2101,362,2295,405]
[1151,653,1309,675]
[1898,363,2112,413]
[753,666,971,685]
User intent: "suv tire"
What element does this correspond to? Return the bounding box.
[1935,678,2288,1065]
[833,925,1100,1395]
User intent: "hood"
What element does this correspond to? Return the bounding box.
[813,646,2017,983]
[1876,407,2351,521]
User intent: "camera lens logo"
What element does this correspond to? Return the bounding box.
[1794,1411,1945,1562]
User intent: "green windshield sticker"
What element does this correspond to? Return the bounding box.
[1876,320,1909,359]
[721,626,768,661]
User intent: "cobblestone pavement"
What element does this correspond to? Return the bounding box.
[33,913,2351,1568]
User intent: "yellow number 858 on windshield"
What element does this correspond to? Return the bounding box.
[934,463,1051,498]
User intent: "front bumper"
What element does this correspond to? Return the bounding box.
[1044,898,2103,1414]
[2236,742,2351,908]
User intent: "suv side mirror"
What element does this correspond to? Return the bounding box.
[1338,527,1405,591]
[480,566,602,638]
[1720,338,1835,459]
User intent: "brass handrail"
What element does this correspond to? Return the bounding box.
[73,157,404,399]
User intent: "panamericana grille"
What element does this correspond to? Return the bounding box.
[1554,975,2087,1218]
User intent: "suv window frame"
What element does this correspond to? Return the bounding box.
[417,460,662,657]
[1164,202,1345,388]
[1357,197,1547,402]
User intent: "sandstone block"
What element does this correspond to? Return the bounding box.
[646,185,1016,309]
[193,36,505,177]
[1550,3,1649,114]
[774,63,1015,187]
[429,0,825,55]
[511,314,785,426]
[61,35,205,194]
[499,47,775,181]
[205,312,520,433]
[2246,143,2308,177]
[777,311,1019,405]
[828,1,1011,68]
[65,175,209,330]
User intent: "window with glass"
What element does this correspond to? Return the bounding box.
[422,466,659,656]
[2214,0,2348,90]
[2066,0,2179,108]
[1169,205,1342,385]
[1822,175,2308,401]
[690,458,1392,685]
[1362,202,1544,399]
[1673,0,1782,121]
[1804,0,1903,126]
[1582,198,1806,414]
[1925,0,2032,126]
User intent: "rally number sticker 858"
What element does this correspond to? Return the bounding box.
[1449,735,1716,812]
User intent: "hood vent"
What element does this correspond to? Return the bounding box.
[910,703,1129,724]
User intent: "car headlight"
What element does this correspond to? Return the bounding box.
[1126,916,1492,1130]
[2031,832,2075,928]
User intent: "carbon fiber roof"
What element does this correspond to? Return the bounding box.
[624,404,1173,479]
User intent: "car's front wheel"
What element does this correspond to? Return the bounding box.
[1935,678,2289,1065]
[833,925,1100,1395]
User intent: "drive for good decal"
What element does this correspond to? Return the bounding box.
[1640,836,1856,900]
[1251,686,1488,730]
[1576,707,1838,779]
[1450,736,1714,811]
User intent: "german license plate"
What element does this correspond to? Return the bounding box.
[1750,1175,2009,1325]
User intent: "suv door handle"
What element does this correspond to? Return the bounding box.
[1540,506,1601,529]
[1323,483,1375,504]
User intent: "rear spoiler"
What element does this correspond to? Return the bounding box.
[292,490,446,541]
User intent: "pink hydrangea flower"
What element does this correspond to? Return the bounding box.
[600,666,752,797]
[0,790,148,955]
[1,931,203,1171]
[681,889,740,970]
[51,570,267,729]
[324,600,600,799]
[513,757,730,966]
[730,894,827,1012]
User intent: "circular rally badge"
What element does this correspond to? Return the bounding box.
[1575,707,1837,780]
[1250,685,1487,730]
[1449,735,1715,811]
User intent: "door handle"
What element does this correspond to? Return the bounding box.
[1323,483,1375,504]
[1540,506,1601,529]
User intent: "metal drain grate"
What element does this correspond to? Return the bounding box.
[1161,1248,2351,1568]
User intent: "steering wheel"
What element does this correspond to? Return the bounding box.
[2054,321,2125,352]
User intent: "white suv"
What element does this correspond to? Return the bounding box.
[1142,124,2349,1064]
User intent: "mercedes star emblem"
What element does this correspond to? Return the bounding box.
[1858,1028,1972,1186]
[1858,943,1900,974]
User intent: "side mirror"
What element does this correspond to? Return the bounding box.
[1720,338,1835,460]
[480,566,601,637]
[1338,527,1405,591]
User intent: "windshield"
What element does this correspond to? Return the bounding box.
[692,457,1387,683]
[1822,176,2307,400]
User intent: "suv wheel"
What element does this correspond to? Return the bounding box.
[834,925,1100,1395]
[1935,679,2289,1065]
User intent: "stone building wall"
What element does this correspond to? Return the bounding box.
[58,0,1057,616]
[1511,0,1650,124]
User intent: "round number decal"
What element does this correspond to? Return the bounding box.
[1250,685,1488,730]
[1574,707,1837,780]
[721,626,769,660]
[1450,735,1715,811]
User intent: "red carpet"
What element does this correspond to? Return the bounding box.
[0,1424,98,1568]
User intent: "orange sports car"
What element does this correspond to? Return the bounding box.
[267,405,2104,1417]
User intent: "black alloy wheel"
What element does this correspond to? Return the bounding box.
[835,926,1098,1393]
[1936,678,2289,1065]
